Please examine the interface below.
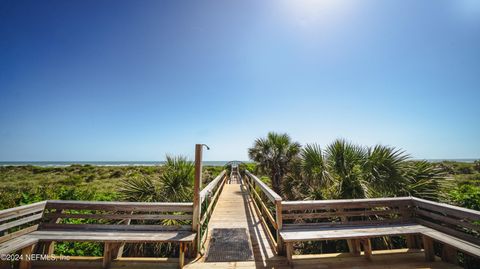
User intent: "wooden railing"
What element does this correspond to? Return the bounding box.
[412,197,480,245]
[244,170,284,253]
[282,197,414,226]
[42,200,194,231]
[199,170,227,252]
[0,201,46,244]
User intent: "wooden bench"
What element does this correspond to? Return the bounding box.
[279,197,480,265]
[412,197,480,263]
[280,197,419,263]
[1,200,196,269]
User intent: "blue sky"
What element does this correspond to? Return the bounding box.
[0,0,479,161]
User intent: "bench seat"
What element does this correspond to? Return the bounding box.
[280,223,431,242]
[29,230,196,243]
[0,235,39,254]
[423,230,480,259]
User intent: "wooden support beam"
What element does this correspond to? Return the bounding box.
[360,238,372,261]
[406,234,417,249]
[179,242,186,269]
[286,242,293,265]
[275,199,284,255]
[442,245,458,265]
[192,144,203,256]
[351,239,361,256]
[103,243,112,269]
[422,235,435,262]
[19,244,34,269]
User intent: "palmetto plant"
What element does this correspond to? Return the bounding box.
[119,155,194,203]
[282,139,445,200]
[118,155,194,257]
[248,132,301,194]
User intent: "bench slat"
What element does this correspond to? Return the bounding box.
[0,236,39,254]
[283,209,404,220]
[45,200,193,212]
[280,223,430,242]
[43,213,193,221]
[30,230,196,243]
[0,213,42,232]
[40,223,192,231]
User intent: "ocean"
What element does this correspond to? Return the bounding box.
[0,161,233,167]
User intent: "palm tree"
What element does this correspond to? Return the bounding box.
[287,139,445,200]
[248,132,301,195]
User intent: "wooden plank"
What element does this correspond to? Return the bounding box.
[275,199,284,255]
[286,242,293,264]
[415,208,479,232]
[43,213,193,221]
[45,200,193,212]
[361,238,372,261]
[39,223,192,231]
[179,242,185,269]
[0,224,38,244]
[280,223,429,242]
[0,236,38,254]
[19,244,34,269]
[415,218,480,245]
[0,207,44,223]
[30,230,196,243]
[422,235,435,262]
[283,209,403,220]
[103,243,112,269]
[245,170,282,203]
[282,197,413,211]
[0,213,43,232]
[413,197,480,221]
[442,245,458,264]
[0,201,46,219]
[422,230,480,258]
[283,218,409,228]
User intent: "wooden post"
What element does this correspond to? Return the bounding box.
[179,243,186,269]
[351,239,361,256]
[422,235,435,262]
[442,245,457,264]
[286,242,293,265]
[360,238,372,261]
[275,199,284,255]
[19,245,34,269]
[192,144,203,256]
[103,243,112,269]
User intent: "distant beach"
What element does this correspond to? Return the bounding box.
[0,161,237,167]
[0,159,476,167]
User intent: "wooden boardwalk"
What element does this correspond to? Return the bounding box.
[185,175,458,269]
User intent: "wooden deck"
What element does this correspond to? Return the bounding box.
[184,178,459,269]
[4,167,473,269]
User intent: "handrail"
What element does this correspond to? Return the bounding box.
[200,170,227,203]
[244,170,284,254]
[245,170,282,202]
